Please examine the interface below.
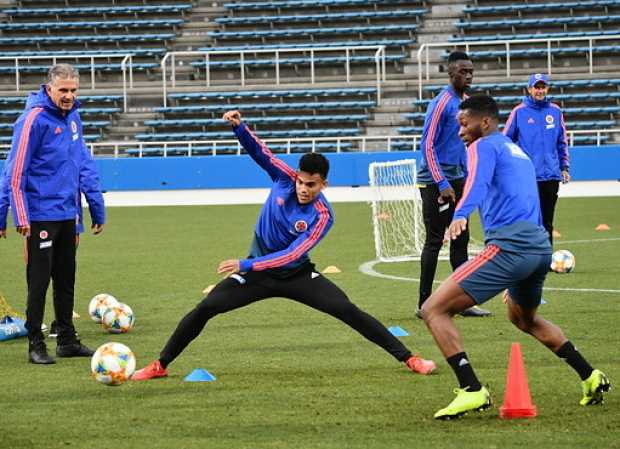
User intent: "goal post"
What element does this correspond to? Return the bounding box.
[369,159,424,262]
[368,158,483,262]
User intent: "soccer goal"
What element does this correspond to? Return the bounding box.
[368,158,482,262]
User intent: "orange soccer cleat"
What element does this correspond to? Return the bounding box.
[132,360,168,381]
[405,355,437,375]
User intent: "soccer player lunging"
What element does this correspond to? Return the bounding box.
[133,110,436,381]
[420,95,610,419]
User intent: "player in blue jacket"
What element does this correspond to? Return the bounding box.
[133,110,436,381]
[416,51,490,318]
[2,64,106,364]
[420,95,609,419]
[503,73,570,246]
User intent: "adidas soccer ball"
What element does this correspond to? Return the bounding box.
[91,342,136,386]
[551,249,575,274]
[101,303,135,334]
[88,293,119,324]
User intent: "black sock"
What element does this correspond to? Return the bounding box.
[446,352,482,391]
[158,358,169,369]
[555,341,593,381]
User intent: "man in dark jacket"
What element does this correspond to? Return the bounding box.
[3,64,106,364]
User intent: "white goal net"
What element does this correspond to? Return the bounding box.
[368,158,483,262]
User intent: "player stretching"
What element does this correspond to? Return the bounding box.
[133,110,436,381]
[420,95,610,419]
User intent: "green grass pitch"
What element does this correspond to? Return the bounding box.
[1,197,619,449]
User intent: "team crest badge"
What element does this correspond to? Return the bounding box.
[71,121,78,133]
[545,115,554,124]
[294,220,308,233]
[39,230,48,239]
[527,117,535,124]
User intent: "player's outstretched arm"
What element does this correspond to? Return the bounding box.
[223,110,296,181]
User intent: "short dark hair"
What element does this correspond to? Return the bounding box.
[448,51,471,64]
[459,95,499,121]
[299,152,329,179]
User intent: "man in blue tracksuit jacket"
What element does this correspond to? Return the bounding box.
[503,73,570,246]
[2,64,105,364]
[416,51,490,318]
[420,95,609,420]
[132,109,437,381]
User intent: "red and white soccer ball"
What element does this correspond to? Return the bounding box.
[91,342,136,386]
[551,249,576,274]
[88,293,119,324]
[101,303,135,334]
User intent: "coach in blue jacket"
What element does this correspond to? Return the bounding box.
[504,73,570,246]
[3,63,106,364]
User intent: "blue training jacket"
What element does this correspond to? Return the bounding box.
[503,95,569,181]
[4,85,105,228]
[454,131,550,254]
[417,85,467,190]
[233,122,334,275]
[0,166,8,229]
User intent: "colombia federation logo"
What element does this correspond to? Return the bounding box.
[39,230,48,239]
[294,220,308,233]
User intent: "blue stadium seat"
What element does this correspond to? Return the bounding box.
[455,15,620,30]
[167,87,377,101]
[136,128,361,141]
[215,10,426,25]
[0,19,185,31]
[125,142,354,157]
[0,48,166,58]
[145,115,368,128]
[448,30,620,42]
[463,1,620,15]
[190,54,404,69]
[198,39,415,52]
[0,33,176,45]
[0,63,158,73]
[209,24,418,39]
[223,0,422,10]
[0,95,123,105]
[2,4,192,15]
[156,101,375,114]
[461,45,620,60]
[0,107,120,117]
[422,79,620,93]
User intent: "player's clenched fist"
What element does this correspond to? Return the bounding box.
[222,110,241,127]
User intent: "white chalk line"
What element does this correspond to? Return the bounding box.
[358,260,620,294]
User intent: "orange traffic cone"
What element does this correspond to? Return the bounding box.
[499,343,537,419]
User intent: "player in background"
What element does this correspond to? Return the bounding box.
[420,95,609,420]
[132,110,436,381]
[416,51,490,318]
[504,73,570,248]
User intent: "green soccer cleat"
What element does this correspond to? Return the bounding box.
[580,369,611,406]
[434,386,492,420]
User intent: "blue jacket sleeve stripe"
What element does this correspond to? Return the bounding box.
[243,125,297,180]
[251,199,331,271]
[503,103,525,140]
[10,107,43,226]
[455,140,480,217]
[425,92,451,184]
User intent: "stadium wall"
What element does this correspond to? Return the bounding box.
[1,147,618,190]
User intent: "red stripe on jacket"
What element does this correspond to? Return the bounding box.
[425,92,451,183]
[253,199,330,271]
[11,107,43,226]
[456,140,478,211]
[245,126,297,180]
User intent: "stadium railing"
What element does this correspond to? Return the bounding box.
[415,34,620,99]
[0,54,134,111]
[160,46,387,106]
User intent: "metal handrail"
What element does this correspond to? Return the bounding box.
[0,53,134,112]
[160,46,387,107]
[84,134,419,158]
[416,34,620,100]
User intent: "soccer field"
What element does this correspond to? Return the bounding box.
[1,197,619,449]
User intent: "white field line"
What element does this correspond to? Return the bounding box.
[358,260,620,294]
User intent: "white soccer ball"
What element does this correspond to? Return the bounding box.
[91,342,136,386]
[88,294,119,324]
[551,249,576,274]
[101,303,135,334]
